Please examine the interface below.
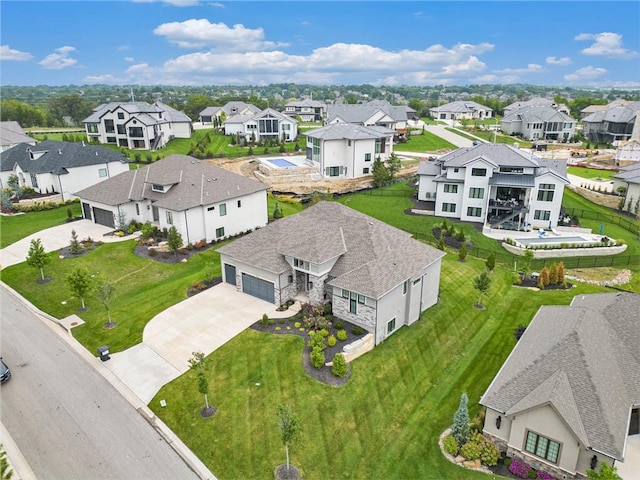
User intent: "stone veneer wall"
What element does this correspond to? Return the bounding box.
[332,296,376,331]
[568,185,621,209]
[502,242,627,258]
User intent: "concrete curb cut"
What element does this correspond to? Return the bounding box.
[0,281,218,480]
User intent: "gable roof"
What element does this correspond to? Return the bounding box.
[218,202,444,299]
[326,100,408,124]
[438,143,539,169]
[613,161,640,185]
[285,100,326,108]
[583,102,640,125]
[84,101,191,124]
[502,105,575,124]
[74,154,267,210]
[0,121,36,147]
[305,123,395,141]
[429,101,493,114]
[224,108,297,126]
[481,292,640,460]
[0,140,129,174]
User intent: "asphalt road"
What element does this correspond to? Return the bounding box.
[0,286,200,480]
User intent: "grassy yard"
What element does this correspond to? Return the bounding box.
[394,131,457,153]
[150,256,607,480]
[567,166,617,180]
[445,127,484,143]
[463,130,532,149]
[0,202,81,248]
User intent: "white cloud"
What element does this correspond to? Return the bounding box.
[163,0,200,6]
[546,56,572,66]
[494,64,543,75]
[84,74,122,84]
[0,44,33,61]
[153,18,289,51]
[564,66,608,83]
[209,2,225,7]
[39,46,77,69]
[301,21,310,26]
[124,56,135,63]
[575,32,638,59]
[117,45,131,51]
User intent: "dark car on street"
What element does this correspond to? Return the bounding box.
[0,357,11,383]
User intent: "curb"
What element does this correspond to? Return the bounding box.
[0,281,217,480]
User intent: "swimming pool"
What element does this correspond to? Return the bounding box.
[267,158,296,168]
[516,235,592,247]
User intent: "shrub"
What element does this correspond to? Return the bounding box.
[470,409,486,433]
[337,329,347,341]
[267,319,276,326]
[509,459,533,479]
[294,322,301,328]
[327,335,337,347]
[334,320,344,330]
[332,353,347,378]
[319,328,329,337]
[323,303,332,315]
[310,347,325,369]
[260,313,270,326]
[460,439,481,461]
[308,330,325,350]
[536,471,556,480]
[504,458,512,468]
[278,318,285,324]
[443,434,459,456]
[528,469,537,479]
[352,326,363,335]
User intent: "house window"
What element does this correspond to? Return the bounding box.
[152,184,165,192]
[129,126,144,138]
[471,168,487,176]
[30,173,38,189]
[216,227,225,238]
[467,207,482,217]
[342,289,349,298]
[117,124,126,135]
[311,137,321,162]
[349,292,357,314]
[444,184,458,194]
[534,210,551,221]
[104,119,115,133]
[403,281,408,295]
[469,187,484,199]
[525,431,560,464]
[328,166,340,177]
[166,211,173,224]
[348,140,352,147]
[117,112,124,120]
[364,153,371,162]
[106,137,116,144]
[357,294,365,304]
[98,168,107,178]
[453,168,459,173]
[537,183,555,202]
[135,203,140,215]
[387,317,396,334]
[363,167,370,174]
[219,203,227,216]
[442,202,456,213]
[375,138,385,154]
[237,200,242,208]
[87,123,98,134]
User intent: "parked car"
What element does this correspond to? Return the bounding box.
[0,358,11,383]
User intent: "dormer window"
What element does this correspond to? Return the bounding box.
[152,184,165,192]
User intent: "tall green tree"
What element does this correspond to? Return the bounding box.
[386,152,401,180]
[372,156,390,187]
[66,266,96,310]
[451,392,470,446]
[26,238,51,282]
[276,404,300,472]
[486,253,496,272]
[473,271,492,308]
[184,94,214,122]
[47,94,92,126]
[0,99,46,127]
[167,226,183,256]
[520,248,535,279]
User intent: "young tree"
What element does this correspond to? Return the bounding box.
[66,266,96,310]
[26,238,51,282]
[68,229,83,255]
[273,201,283,219]
[458,242,467,262]
[521,248,534,279]
[372,156,390,187]
[276,404,300,473]
[95,280,116,327]
[587,463,622,480]
[451,392,470,446]
[486,252,496,272]
[188,351,214,417]
[386,152,402,180]
[167,226,183,256]
[473,271,492,308]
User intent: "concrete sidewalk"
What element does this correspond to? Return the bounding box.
[0,219,135,268]
[423,124,475,148]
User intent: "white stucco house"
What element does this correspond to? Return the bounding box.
[481,292,640,480]
[501,106,576,142]
[0,140,129,200]
[218,201,445,346]
[503,97,570,117]
[417,144,569,229]
[613,162,640,210]
[223,108,298,143]
[429,101,493,121]
[74,154,268,243]
[283,100,327,122]
[0,121,36,152]
[305,123,395,179]
[83,101,192,151]
[199,102,261,124]
[615,138,640,167]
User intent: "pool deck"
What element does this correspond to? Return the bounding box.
[482,225,599,242]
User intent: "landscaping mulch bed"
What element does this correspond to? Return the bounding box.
[58,240,103,259]
[187,277,222,297]
[514,276,573,290]
[250,312,368,387]
[133,241,214,264]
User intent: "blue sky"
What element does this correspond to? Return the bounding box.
[1,1,639,87]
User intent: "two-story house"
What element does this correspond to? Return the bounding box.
[223,108,298,143]
[84,101,192,151]
[74,154,268,242]
[418,143,569,229]
[0,140,129,201]
[582,102,640,144]
[503,97,570,117]
[501,106,576,142]
[429,101,493,121]
[283,100,327,122]
[305,123,395,179]
[198,101,261,124]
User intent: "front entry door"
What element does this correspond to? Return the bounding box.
[152,205,159,222]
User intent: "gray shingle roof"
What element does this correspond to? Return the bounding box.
[502,105,575,124]
[326,100,408,124]
[84,101,191,124]
[285,100,326,108]
[481,292,640,460]
[74,154,267,210]
[429,101,493,114]
[438,143,540,168]
[218,202,444,299]
[199,106,222,117]
[0,140,128,174]
[0,121,36,147]
[305,124,395,140]
[417,161,441,176]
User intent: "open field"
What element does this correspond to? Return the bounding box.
[567,166,616,180]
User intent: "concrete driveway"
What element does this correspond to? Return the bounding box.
[103,283,286,403]
[0,219,127,268]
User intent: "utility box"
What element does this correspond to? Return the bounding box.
[97,345,110,362]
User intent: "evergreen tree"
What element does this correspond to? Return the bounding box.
[372,156,390,187]
[451,392,470,446]
[486,252,496,272]
[68,229,83,255]
[458,243,467,262]
[273,201,283,219]
[167,226,183,256]
[386,152,401,180]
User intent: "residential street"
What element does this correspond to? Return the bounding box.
[0,286,201,480]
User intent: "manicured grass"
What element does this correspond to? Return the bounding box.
[394,131,457,153]
[464,130,532,149]
[567,166,616,180]
[445,127,484,143]
[0,203,81,248]
[267,194,305,218]
[150,255,607,480]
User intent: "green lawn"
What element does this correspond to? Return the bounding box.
[0,202,81,248]
[150,256,607,480]
[445,127,483,143]
[464,130,532,149]
[394,131,457,153]
[567,166,616,180]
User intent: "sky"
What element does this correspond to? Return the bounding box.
[1,0,639,88]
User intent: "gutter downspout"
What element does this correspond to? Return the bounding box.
[184,209,191,245]
[57,174,65,201]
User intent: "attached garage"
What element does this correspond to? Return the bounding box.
[224,264,236,286]
[241,273,274,303]
[92,207,115,228]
